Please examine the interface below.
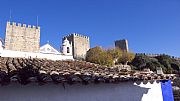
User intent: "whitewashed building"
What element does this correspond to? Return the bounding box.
[0,56,175,101]
[0,38,73,60]
[0,80,174,101]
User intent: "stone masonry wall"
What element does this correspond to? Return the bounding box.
[64,33,90,59]
[115,39,129,52]
[5,22,40,52]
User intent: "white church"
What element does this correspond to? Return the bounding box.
[0,38,74,60]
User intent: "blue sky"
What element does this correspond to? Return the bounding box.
[0,0,180,57]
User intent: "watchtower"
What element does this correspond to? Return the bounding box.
[115,39,129,52]
[5,21,40,52]
[63,33,90,60]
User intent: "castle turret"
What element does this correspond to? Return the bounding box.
[115,39,129,52]
[5,21,40,52]
[63,33,90,60]
[62,38,72,55]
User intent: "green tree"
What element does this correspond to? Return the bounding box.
[86,46,103,64]
[106,48,122,63]
[86,46,114,66]
[155,55,180,74]
[130,54,180,74]
[118,51,135,65]
[130,54,161,71]
[99,51,114,66]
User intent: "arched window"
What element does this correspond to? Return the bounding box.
[67,47,70,53]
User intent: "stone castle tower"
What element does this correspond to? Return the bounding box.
[115,39,129,52]
[5,22,40,52]
[63,33,90,59]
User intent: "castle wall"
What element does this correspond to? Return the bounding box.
[5,22,40,52]
[64,33,90,59]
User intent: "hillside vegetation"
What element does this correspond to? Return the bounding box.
[130,54,180,74]
[85,46,135,66]
[86,47,180,74]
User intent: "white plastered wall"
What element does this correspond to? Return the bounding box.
[0,50,73,60]
[0,81,163,101]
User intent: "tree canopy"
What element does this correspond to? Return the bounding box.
[86,46,135,66]
[130,54,180,74]
[86,47,180,74]
[118,51,135,65]
[86,46,114,66]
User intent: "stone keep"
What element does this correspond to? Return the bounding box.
[5,22,40,52]
[63,33,90,59]
[115,39,129,52]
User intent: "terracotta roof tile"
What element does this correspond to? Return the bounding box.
[0,57,176,85]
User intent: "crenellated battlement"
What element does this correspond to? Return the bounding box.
[7,21,40,29]
[62,33,90,59]
[64,33,89,40]
[5,21,40,52]
[17,23,21,27]
[28,25,31,28]
[23,24,26,27]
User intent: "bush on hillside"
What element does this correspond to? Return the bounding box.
[130,54,180,74]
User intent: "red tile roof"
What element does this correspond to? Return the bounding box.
[0,57,175,85]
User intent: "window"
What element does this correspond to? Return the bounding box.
[47,48,50,52]
[67,47,70,53]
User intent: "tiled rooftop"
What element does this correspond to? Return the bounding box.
[0,57,175,85]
